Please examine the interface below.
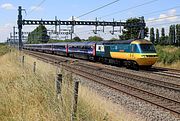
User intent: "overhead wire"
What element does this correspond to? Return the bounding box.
[143,5,180,16]
[146,14,180,23]
[24,0,46,19]
[76,0,121,18]
[76,14,180,39]
[147,20,180,26]
[146,20,180,28]
[99,0,159,19]
[146,13,180,27]
[24,0,179,39]
[118,5,180,21]
[28,0,46,14]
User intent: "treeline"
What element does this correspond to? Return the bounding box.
[150,24,180,46]
[27,25,49,44]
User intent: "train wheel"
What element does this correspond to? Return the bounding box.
[125,61,131,69]
[132,61,139,71]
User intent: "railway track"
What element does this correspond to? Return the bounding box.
[24,50,180,91]
[148,67,180,79]
[23,50,180,117]
[75,62,180,92]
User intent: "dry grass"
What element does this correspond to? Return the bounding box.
[0,52,61,121]
[155,61,180,69]
[77,86,144,121]
[162,46,179,53]
[0,51,143,121]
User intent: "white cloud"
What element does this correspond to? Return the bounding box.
[0,23,14,43]
[30,6,43,11]
[147,9,178,24]
[147,17,155,21]
[1,3,15,10]
[168,9,176,15]
[160,9,177,22]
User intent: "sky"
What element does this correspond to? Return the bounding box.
[0,0,180,42]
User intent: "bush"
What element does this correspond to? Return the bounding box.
[156,45,180,64]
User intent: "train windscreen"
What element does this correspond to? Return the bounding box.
[139,44,156,53]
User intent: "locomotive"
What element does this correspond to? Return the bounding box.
[24,39,158,70]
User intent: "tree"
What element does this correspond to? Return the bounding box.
[88,36,103,41]
[150,27,155,44]
[119,18,148,40]
[27,25,49,44]
[176,24,180,47]
[156,28,159,44]
[160,28,165,45]
[169,25,176,45]
[73,36,81,42]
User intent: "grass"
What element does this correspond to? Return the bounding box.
[0,50,143,121]
[155,45,180,69]
[0,44,11,56]
[0,52,59,120]
[77,86,144,121]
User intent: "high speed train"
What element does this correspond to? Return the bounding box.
[24,39,158,70]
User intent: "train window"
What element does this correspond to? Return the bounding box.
[116,44,130,52]
[54,45,65,49]
[131,44,140,53]
[86,46,91,49]
[98,46,101,50]
[139,44,156,53]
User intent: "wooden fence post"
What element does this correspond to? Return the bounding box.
[56,74,62,95]
[22,56,25,67]
[33,62,36,73]
[72,81,79,121]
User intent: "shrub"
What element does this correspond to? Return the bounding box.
[156,45,180,64]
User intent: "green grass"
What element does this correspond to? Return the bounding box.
[155,45,180,64]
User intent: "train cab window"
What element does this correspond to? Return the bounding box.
[131,44,140,53]
[115,46,118,50]
[139,44,156,53]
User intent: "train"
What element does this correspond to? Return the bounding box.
[23,39,158,70]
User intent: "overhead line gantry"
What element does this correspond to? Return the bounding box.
[17,6,146,50]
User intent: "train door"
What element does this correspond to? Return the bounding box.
[92,44,96,56]
[66,44,68,56]
[104,45,111,58]
[96,44,105,57]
